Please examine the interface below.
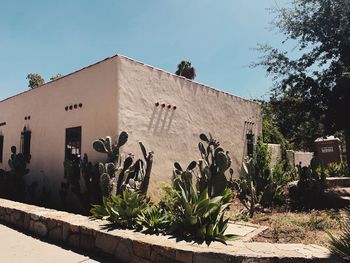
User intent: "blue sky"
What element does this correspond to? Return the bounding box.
[0,0,290,101]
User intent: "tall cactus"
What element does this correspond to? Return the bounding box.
[197,133,232,197]
[7,146,31,201]
[8,146,31,178]
[93,132,153,197]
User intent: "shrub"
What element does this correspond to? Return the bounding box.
[136,205,171,235]
[0,146,31,202]
[91,133,235,245]
[289,157,326,209]
[328,208,350,261]
[325,162,348,177]
[90,190,149,229]
[170,174,234,244]
[60,154,101,214]
[235,138,292,216]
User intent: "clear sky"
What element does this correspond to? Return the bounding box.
[0,0,290,101]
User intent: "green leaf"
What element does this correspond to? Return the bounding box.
[174,162,183,171]
[187,161,197,171]
[200,133,209,142]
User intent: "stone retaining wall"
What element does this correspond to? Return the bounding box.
[326,177,350,188]
[0,198,341,263]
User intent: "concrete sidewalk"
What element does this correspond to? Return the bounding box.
[0,223,110,263]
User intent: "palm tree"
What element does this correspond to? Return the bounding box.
[175,61,196,80]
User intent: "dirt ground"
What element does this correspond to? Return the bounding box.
[228,198,345,246]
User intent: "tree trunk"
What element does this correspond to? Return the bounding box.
[345,128,350,176]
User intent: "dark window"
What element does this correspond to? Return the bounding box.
[0,135,3,163]
[65,127,82,161]
[246,130,255,158]
[21,127,31,158]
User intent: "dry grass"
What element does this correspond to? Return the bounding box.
[248,210,344,245]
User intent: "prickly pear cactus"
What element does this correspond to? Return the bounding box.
[8,145,31,178]
[93,132,153,197]
[173,161,197,192]
[121,142,154,195]
[5,145,31,202]
[93,131,128,162]
[197,133,231,197]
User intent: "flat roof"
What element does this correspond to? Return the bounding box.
[0,54,260,106]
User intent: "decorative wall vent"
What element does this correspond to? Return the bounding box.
[154,102,177,110]
[65,103,83,111]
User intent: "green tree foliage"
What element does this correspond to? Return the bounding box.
[175,61,196,80]
[50,74,62,81]
[255,0,350,168]
[237,138,292,216]
[261,101,286,146]
[26,73,44,89]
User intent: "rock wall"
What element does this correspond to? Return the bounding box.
[0,198,339,263]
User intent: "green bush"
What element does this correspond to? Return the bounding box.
[235,138,292,216]
[90,133,235,245]
[325,162,348,177]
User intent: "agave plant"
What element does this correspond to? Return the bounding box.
[171,163,235,244]
[328,208,350,261]
[171,182,234,245]
[90,190,149,229]
[136,205,171,235]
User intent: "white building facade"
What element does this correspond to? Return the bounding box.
[0,55,262,201]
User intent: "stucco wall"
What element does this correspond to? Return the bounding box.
[268,143,282,168]
[287,150,314,168]
[0,57,119,202]
[0,54,262,203]
[116,56,262,200]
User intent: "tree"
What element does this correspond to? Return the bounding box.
[26,73,44,89]
[255,0,350,169]
[50,74,62,81]
[175,61,196,80]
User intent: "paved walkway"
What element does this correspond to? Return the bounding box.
[0,223,110,263]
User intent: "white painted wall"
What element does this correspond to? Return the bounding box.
[268,143,282,168]
[0,54,262,203]
[0,57,119,202]
[117,56,262,200]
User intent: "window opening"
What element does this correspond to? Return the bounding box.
[21,127,31,159]
[65,127,82,161]
[0,134,3,163]
[246,129,255,158]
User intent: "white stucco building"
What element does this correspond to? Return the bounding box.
[0,54,262,201]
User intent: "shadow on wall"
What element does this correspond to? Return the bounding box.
[148,103,176,135]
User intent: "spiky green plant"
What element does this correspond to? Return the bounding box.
[136,205,171,235]
[171,162,235,245]
[6,146,31,201]
[171,183,235,244]
[329,208,350,261]
[197,133,233,197]
[90,191,149,229]
[93,131,153,197]
[294,156,326,209]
